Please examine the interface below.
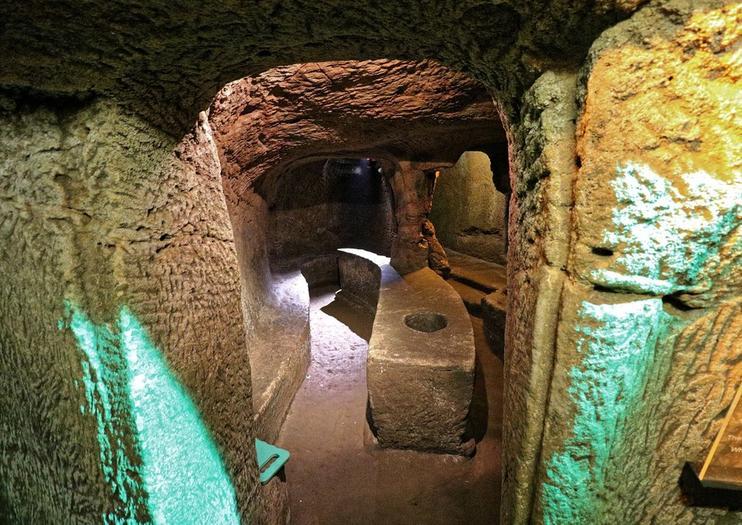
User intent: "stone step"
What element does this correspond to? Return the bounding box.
[447,278,487,317]
[446,249,507,294]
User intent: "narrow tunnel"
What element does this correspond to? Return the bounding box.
[205,60,511,523]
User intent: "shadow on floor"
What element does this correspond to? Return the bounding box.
[468,351,490,443]
[467,308,505,443]
[320,294,374,342]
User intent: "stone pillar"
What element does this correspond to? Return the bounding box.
[501,70,577,525]
[389,160,451,276]
[429,151,509,265]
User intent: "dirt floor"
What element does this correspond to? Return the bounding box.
[276,284,503,525]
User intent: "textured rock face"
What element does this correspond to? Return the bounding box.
[502,69,579,525]
[0,1,643,134]
[431,151,509,264]
[573,2,741,308]
[0,102,270,523]
[533,3,742,524]
[268,159,394,268]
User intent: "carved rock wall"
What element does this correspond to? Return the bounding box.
[430,151,509,264]
[268,159,394,268]
[534,2,741,524]
[502,70,578,525]
[0,1,643,134]
[0,101,273,523]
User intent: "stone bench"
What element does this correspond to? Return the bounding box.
[249,271,311,442]
[338,249,476,455]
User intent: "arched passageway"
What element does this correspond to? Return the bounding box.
[204,62,510,523]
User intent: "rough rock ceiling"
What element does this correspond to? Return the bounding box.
[209,59,505,204]
[0,0,645,133]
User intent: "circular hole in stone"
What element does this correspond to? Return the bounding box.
[404,311,448,333]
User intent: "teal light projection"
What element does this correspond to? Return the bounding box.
[591,162,740,295]
[119,308,240,525]
[541,298,670,524]
[62,301,240,525]
[63,302,147,524]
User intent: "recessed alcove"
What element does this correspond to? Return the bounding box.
[266,157,394,270]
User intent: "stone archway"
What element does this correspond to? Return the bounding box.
[208,59,506,288]
[0,2,739,524]
[205,60,507,478]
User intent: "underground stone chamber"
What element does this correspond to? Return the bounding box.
[130,59,509,522]
[1,3,740,525]
[208,62,510,505]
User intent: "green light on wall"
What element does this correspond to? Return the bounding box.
[591,162,740,294]
[63,301,240,525]
[64,302,146,524]
[541,298,670,524]
[120,307,240,524]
